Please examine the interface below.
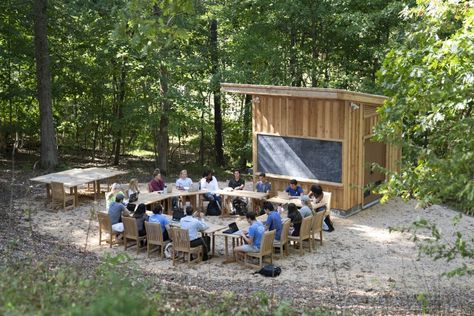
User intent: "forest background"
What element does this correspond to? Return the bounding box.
[0,0,472,213]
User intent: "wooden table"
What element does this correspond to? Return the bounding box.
[266,196,303,208]
[214,189,268,215]
[136,190,207,213]
[30,167,127,204]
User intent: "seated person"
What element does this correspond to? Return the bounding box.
[133,203,148,238]
[285,179,304,197]
[148,205,171,241]
[308,184,334,232]
[299,195,313,218]
[234,211,265,256]
[148,168,165,192]
[172,169,193,209]
[126,178,140,199]
[180,206,211,261]
[125,178,140,212]
[200,170,221,215]
[308,184,326,212]
[287,203,302,236]
[175,169,193,189]
[106,183,124,211]
[228,169,246,214]
[255,172,271,194]
[108,193,131,232]
[263,201,282,241]
[228,169,245,190]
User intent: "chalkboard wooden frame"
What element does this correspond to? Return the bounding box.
[257,133,343,183]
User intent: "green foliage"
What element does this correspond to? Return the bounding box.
[0,253,330,315]
[390,214,474,278]
[376,0,474,214]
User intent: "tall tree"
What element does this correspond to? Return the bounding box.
[33,0,57,169]
[210,19,224,166]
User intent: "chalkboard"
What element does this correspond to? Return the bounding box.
[257,134,342,183]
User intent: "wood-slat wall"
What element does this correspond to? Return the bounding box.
[252,94,400,212]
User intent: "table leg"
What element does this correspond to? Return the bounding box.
[212,233,216,256]
[46,183,51,199]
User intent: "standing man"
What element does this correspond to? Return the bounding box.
[180,206,211,260]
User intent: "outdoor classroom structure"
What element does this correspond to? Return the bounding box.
[221,83,401,216]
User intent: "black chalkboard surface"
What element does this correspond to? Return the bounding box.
[257,134,342,183]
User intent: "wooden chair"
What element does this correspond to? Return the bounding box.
[243,230,276,269]
[122,217,146,255]
[97,212,119,248]
[144,222,170,259]
[273,220,290,257]
[170,227,203,266]
[288,216,312,255]
[322,191,332,217]
[311,210,326,248]
[50,181,75,210]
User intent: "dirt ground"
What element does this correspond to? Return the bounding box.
[11,178,474,315]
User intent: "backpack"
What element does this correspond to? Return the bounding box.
[206,201,221,216]
[172,206,185,221]
[255,264,282,277]
[232,198,248,216]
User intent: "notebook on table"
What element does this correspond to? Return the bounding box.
[222,222,240,234]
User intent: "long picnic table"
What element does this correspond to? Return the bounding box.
[30,167,128,205]
[136,190,208,213]
[214,189,268,215]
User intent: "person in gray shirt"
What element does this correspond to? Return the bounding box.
[108,193,131,232]
[299,195,313,218]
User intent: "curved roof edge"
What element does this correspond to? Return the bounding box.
[221,83,387,105]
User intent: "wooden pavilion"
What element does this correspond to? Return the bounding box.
[221,83,400,215]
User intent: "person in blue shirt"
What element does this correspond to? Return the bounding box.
[255,172,271,194]
[180,206,211,260]
[234,211,265,256]
[263,201,282,241]
[285,179,304,197]
[148,205,171,241]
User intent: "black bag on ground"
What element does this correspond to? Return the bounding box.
[128,192,138,203]
[255,264,281,277]
[232,198,248,216]
[172,206,185,221]
[206,201,221,216]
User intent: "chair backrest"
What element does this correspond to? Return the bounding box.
[51,182,65,201]
[312,210,325,234]
[122,217,138,239]
[97,212,112,233]
[259,230,276,256]
[300,216,312,239]
[144,221,163,243]
[280,220,291,244]
[322,191,332,213]
[170,227,191,252]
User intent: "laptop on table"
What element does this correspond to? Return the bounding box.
[222,222,240,235]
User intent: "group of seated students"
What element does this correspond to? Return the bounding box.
[106,169,331,260]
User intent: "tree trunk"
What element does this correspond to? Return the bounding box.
[289,27,298,87]
[210,19,224,166]
[112,59,126,166]
[156,64,170,175]
[199,97,205,166]
[239,94,252,169]
[33,0,58,170]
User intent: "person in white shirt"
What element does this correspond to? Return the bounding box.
[173,169,193,209]
[200,170,221,214]
[179,206,211,260]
